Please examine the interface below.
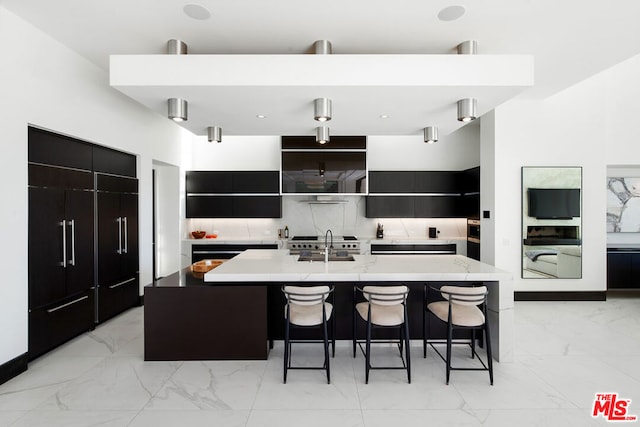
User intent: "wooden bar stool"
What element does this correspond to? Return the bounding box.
[424,285,493,385]
[282,285,335,384]
[353,285,411,384]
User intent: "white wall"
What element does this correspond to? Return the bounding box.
[486,78,609,292]
[0,7,189,365]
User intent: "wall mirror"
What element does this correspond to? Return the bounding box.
[521,167,582,279]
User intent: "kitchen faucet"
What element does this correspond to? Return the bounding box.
[324,229,333,263]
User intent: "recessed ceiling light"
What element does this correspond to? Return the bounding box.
[183,4,211,20]
[256,114,266,119]
[437,5,465,22]
[379,114,390,119]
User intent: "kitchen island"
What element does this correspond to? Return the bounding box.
[145,250,513,362]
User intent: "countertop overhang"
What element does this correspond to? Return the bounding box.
[203,249,512,283]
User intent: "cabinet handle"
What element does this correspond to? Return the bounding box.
[68,219,76,266]
[108,277,136,289]
[46,295,88,313]
[116,217,122,254]
[60,220,67,268]
[123,216,128,254]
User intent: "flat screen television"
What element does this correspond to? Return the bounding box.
[527,188,580,219]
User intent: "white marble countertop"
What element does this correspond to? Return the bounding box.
[186,238,283,245]
[367,236,466,244]
[204,249,511,283]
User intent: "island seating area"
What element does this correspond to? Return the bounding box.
[144,250,513,363]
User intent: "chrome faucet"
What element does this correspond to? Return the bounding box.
[324,229,333,262]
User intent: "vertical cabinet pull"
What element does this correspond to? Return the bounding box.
[68,219,76,266]
[123,216,128,254]
[60,220,67,267]
[116,217,122,254]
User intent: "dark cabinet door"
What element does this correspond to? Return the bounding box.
[28,187,67,308]
[64,189,94,296]
[366,196,415,218]
[97,191,123,285]
[28,127,93,171]
[414,171,459,193]
[186,196,234,218]
[120,192,139,277]
[233,196,282,218]
[369,171,415,193]
[607,252,634,289]
[186,171,233,193]
[414,196,462,218]
[232,171,279,193]
[92,145,136,178]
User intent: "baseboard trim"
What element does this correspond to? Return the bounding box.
[0,353,28,386]
[514,291,606,301]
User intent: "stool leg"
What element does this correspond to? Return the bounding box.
[365,317,372,384]
[404,317,411,384]
[323,314,330,384]
[471,329,476,359]
[284,317,290,384]
[446,321,453,385]
[485,320,494,385]
[423,285,427,358]
[332,312,336,358]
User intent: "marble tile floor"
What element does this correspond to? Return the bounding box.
[1,296,640,426]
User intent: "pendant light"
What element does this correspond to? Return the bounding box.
[168,98,188,121]
[207,126,222,143]
[316,126,330,144]
[457,98,477,122]
[424,126,439,144]
[314,98,332,122]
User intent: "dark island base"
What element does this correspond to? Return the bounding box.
[145,268,493,360]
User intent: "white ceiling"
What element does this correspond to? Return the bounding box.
[4,0,640,137]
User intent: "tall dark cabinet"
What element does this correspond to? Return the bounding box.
[96,175,139,323]
[28,127,139,360]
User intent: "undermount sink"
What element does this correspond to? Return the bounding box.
[298,254,355,262]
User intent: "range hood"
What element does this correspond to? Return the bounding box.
[298,195,350,204]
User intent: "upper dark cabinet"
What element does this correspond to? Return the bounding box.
[282,135,366,150]
[369,172,415,193]
[93,146,136,178]
[232,171,279,193]
[186,171,233,193]
[28,127,93,171]
[414,171,460,193]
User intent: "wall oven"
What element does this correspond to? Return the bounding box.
[467,219,480,260]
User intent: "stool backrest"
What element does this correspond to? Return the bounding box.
[361,285,409,306]
[439,285,487,306]
[283,285,332,306]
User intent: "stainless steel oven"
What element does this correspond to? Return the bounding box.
[467,219,480,260]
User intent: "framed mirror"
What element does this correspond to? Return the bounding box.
[521,167,582,279]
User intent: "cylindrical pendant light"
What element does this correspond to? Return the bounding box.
[424,126,439,144]
[313,40,332,55]
[207,126,222,143]
[314,98,332,122]
[457,98,477,122]
[167,39,188,55]
[168,98,188,121]
[456,40,477,55]
[316,126,330,144]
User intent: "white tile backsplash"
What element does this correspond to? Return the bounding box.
[186,196,467,240]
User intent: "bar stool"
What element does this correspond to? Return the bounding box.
[424,285,493,385]
[353,285,411,384]
[282,285,335,384]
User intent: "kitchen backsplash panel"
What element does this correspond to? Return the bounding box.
[186,196,467,240]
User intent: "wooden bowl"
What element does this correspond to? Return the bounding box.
[191,259,225,273]
[191,231,206,239]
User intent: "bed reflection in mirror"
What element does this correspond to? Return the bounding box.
[522,167,582,279]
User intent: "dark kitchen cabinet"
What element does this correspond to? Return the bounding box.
[368,171,415,193]
[97,175,139,323]
[186,171,233,193]
[93,145,136,178]
[28,126,139,360]
[607,249,640,290]
[366,168,479,218]
[28,165,95,360]
[366,196,415,218]
[185,170,281,218]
